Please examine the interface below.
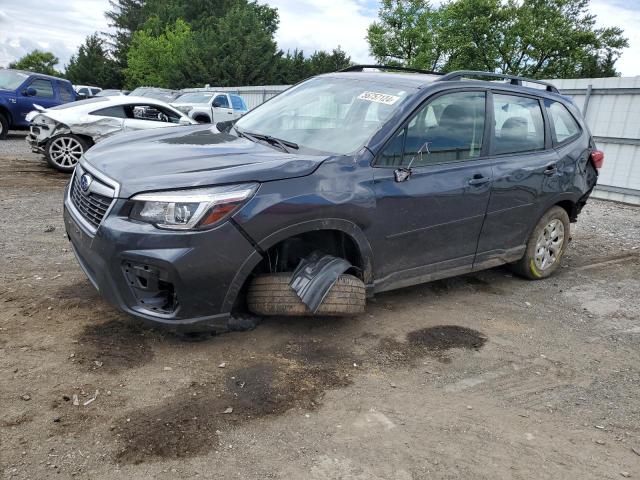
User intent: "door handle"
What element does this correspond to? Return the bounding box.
[468,174,491,186]
[227,111,233,114]
[544,164,558,175]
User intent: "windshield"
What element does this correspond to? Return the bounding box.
[0,70,29,90]
[175,92,214,104]
[96,89,122,97]
[235,77,413,155]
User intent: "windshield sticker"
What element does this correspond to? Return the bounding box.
[358,91,400,105]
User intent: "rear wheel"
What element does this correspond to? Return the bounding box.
[45,134,92,173]
[247,272,366,316]
[0,112,8,140]
[510,206,570,280]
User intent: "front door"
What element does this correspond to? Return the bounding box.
[16,78,59,126]
[211,94,234,122]
[370,90,493,292]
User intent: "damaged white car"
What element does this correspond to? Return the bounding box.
[26,96,196,173]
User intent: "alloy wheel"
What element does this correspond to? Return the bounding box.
[49,136,83,168]
[534,219,565,271]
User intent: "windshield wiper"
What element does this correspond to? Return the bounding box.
[234,127,298,153]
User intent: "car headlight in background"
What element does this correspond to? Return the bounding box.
[129,183,258,230]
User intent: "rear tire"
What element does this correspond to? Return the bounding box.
[194,115,211,124]
[247,272,366,316]
[45,134,92,173]
[510,206,570,280]
[0,112,8,140]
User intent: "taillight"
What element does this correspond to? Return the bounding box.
[590,150,604,170]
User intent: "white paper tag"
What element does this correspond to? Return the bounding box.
[357,91,400,105]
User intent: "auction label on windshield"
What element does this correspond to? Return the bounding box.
[358,91,400,105]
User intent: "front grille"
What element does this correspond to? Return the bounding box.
[70,169,114,229]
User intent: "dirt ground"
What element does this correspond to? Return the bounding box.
[1,131,640,479]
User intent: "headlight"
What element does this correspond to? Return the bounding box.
[129,183,258,230]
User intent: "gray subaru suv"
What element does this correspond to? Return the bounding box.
[63,66,602,331]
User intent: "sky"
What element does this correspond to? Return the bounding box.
[0,0,639,77]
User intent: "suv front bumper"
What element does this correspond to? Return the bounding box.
[63,194,258,331]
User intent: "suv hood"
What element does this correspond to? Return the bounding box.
[83,125,329,198]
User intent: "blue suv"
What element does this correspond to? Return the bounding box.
[63,66,602,332]
[0,69,76,139]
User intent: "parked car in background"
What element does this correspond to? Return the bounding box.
[62,67,601,332]
[172,91,249,123]
[74,85,102,99]
[0,69,76,139]
[129,87,181,103]
[27,96,196,172]
[96,89,129,97]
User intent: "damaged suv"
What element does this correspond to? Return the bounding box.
[63,66,602,332]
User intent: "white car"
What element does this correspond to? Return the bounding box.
[26,96,197,173]
[74,85,102,98]
[172,92,248,124]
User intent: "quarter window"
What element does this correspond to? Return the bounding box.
[546,101,581,144]
[492,94,544,155]
[378,91,486,167]
[29,79,54,98]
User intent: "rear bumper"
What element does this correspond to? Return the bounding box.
[63,192,258,331]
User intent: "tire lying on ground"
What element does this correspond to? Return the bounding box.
[45,133,93,173]
[247,272,366,316]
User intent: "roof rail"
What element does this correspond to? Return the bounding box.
[340,64,442,76]
[437,70,559,93]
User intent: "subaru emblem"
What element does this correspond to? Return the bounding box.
[80,173,92,192]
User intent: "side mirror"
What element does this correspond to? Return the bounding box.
[179,117,191,126]
[212,100,222,108]
[394,141,431,182]
[23,87,37,97]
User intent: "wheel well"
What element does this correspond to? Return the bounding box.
[0,105,12,124]
[258,230,364,278]
[75,133,95,147]
[230,229,368,315]
[555,200,578,222]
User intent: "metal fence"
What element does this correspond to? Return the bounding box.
[181,85,289,110]
[548,77,640,205]
[184,77,640,205]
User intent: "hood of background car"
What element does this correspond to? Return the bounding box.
[83,125,330,198]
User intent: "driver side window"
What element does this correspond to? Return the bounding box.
[377,91,486,167]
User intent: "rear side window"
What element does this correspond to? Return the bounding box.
[378,91,486,167]
[492,94,544,155]
[58,82,74,102]
[214,95,229,108]
[546,101,581,144]
[91,105,127,118]
[29,79,54,98]
[230,94,247,111]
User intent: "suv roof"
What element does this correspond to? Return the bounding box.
[335,65,561,97]
[8,69,70,83]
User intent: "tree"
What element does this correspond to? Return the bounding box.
[367,0,444,71]
[105,0,148,70]
[124,18,204,88]
[9,50,60,76]
[367,0,629,78]
[65,34,123,88]
[198,2,282,86]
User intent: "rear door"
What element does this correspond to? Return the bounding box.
[211,94,234,122]
[474,91,560,268]
[370,90,493,291]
